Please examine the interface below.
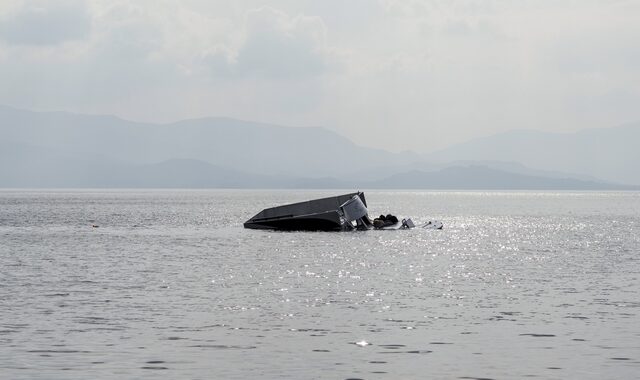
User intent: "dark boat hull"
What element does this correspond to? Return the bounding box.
[244,192,367,231]
[244,211,344,231]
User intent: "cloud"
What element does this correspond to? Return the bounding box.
[205,7,331,79]
[0,1,338,124]
[0,1,639,153]
[0,0,90,45]
[0,1,186,110]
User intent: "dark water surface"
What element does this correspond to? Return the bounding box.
[1,190,639,379]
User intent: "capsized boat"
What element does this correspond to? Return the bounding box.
[243,191,442,231]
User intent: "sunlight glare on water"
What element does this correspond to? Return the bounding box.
[1,190,639,379]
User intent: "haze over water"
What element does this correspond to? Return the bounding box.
[1,190,639,379]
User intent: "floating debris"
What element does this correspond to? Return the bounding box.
[244,191,441,231]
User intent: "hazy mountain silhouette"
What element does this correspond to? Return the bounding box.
[424,124,640,185]
[0,105,418,178]
[0,105,636,189]
[367,166,637,190]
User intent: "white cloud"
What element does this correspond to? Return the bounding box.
[0,0,91,45]
[0,0,639,152]
[202,7,332,79]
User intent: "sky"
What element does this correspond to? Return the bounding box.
[0,0,639,152]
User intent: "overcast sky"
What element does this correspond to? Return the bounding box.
[1,0,639,152]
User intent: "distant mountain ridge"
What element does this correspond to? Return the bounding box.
[367,166,636,190]
[0,105,419,178]
[0,105,637,189]
[424,124,640,185]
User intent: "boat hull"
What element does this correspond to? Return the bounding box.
[243,192,366,231]
[243,211,346,231]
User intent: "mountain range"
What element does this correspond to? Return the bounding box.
[424,124,640,186]
[0,105,637,189]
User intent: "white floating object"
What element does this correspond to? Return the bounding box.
[354,340,370,347]
[421,220,443,229]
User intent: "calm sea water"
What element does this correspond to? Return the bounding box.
[1,190,639,379]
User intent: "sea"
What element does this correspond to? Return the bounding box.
[1,190,639,380]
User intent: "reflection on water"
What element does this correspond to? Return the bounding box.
[1,190,639,379]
